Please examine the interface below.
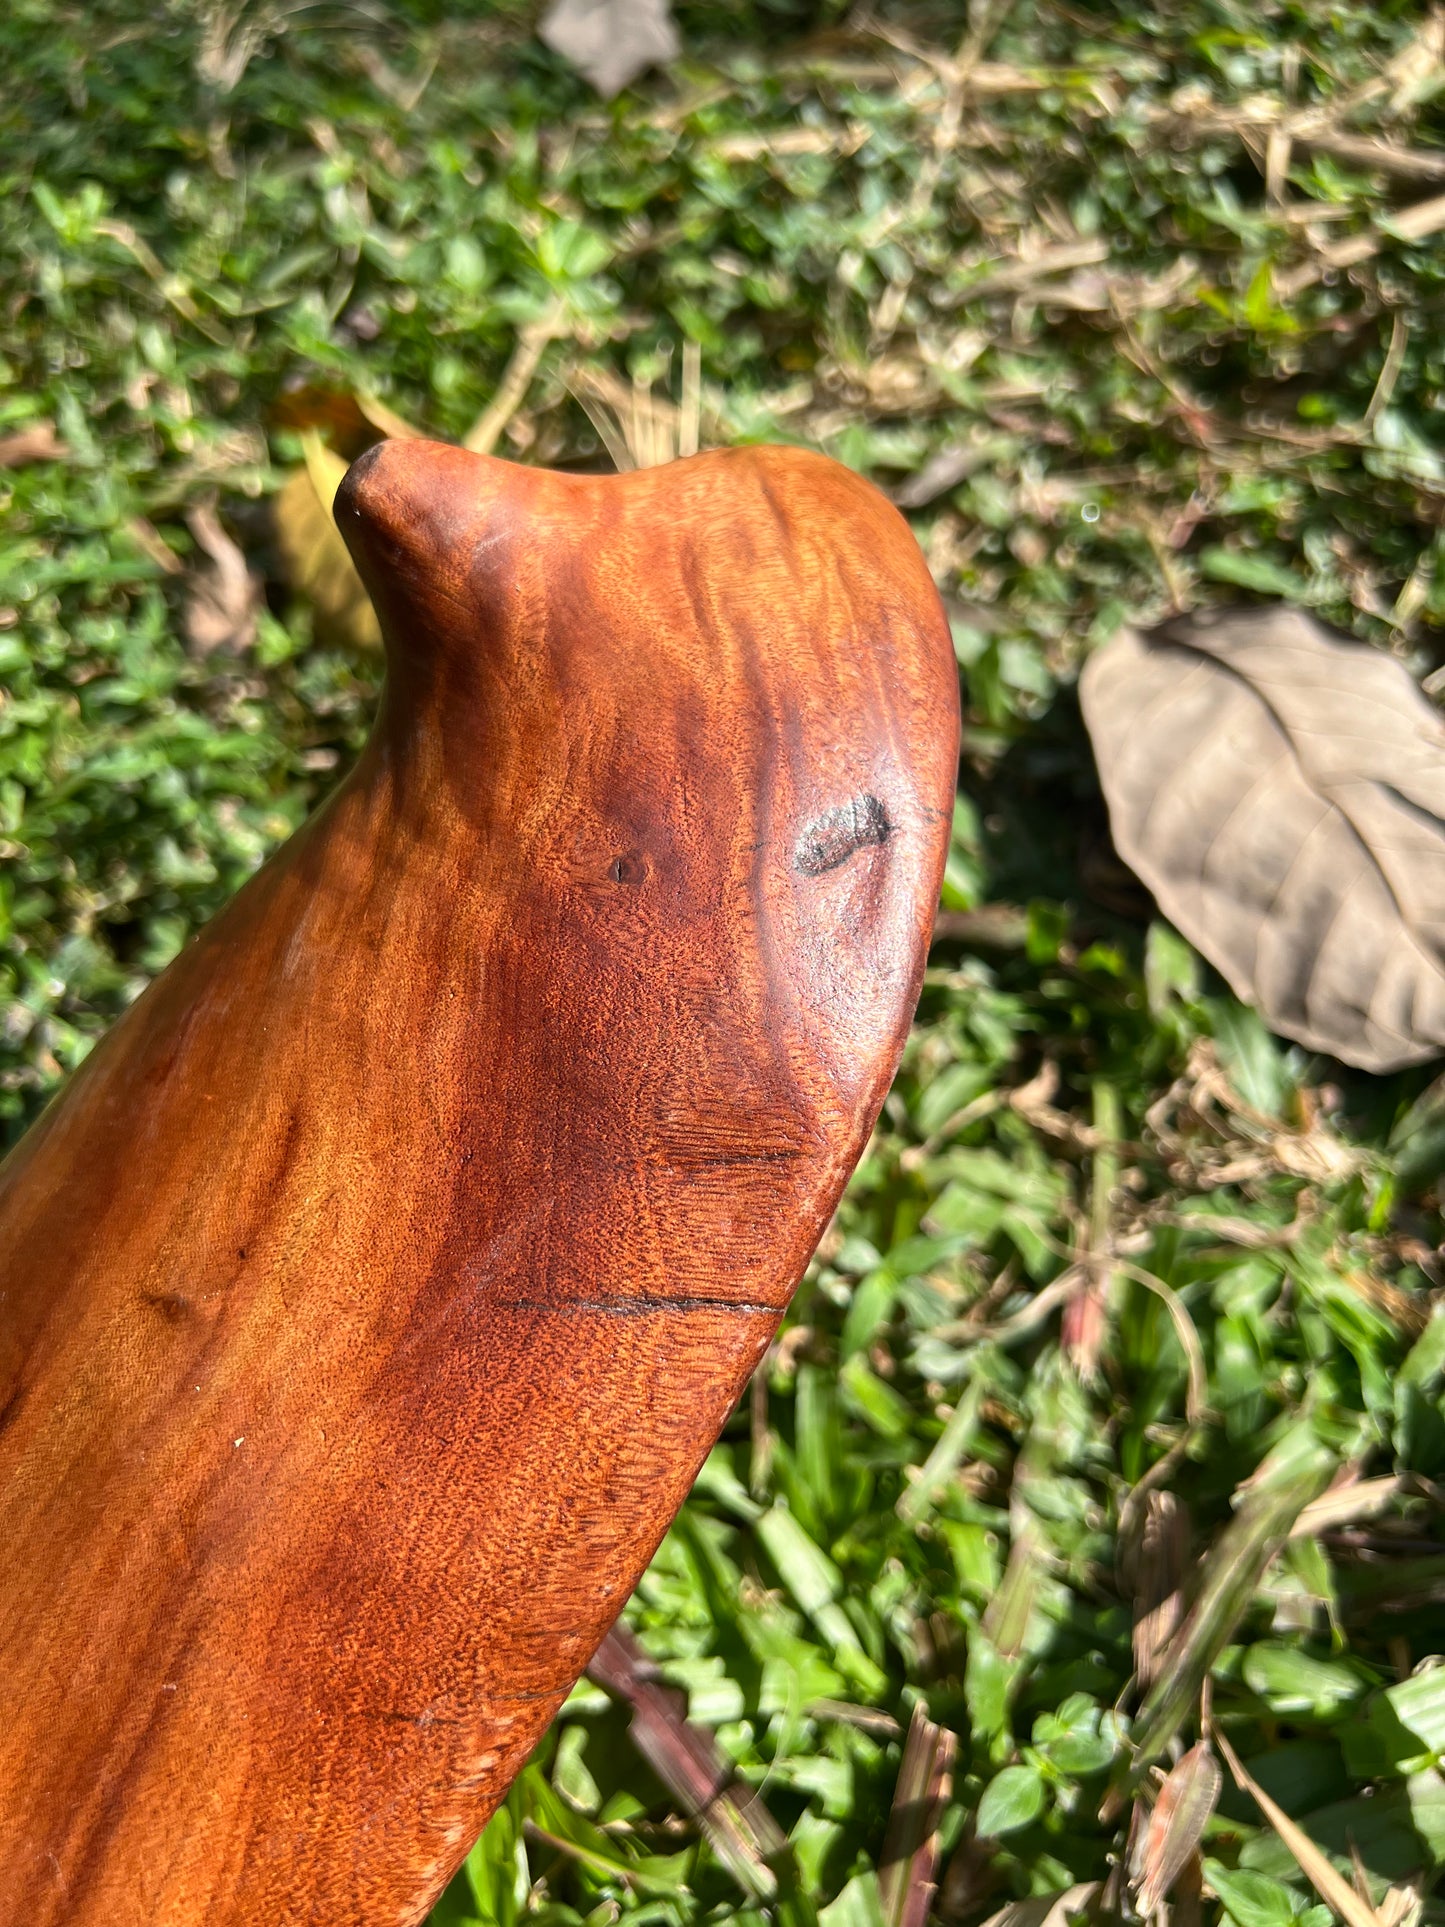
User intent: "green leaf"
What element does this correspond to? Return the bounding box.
[897,1378,985,1525]
[976,1762,1046,1836]
[914,1059,992,1136]
[1198,547,1312,599]
[839,1356,913,1440]
[1237,1776,1445,1887]
[818,1872,887,1927]
[1241,1645,1365,1719]
[462,1784,532,1927]
[755,1507,886,1692]
[1145,920,1201,1018]
[841,1269,897,1359]
[1204,1862,1317,1927]
[965,1632,1016,1746]
[1342,1668,1445,1777]
[1399,1306,1445,1392]
[1032,1696,1119,1776]
[536,218,613,283]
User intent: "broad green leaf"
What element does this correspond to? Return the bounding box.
[839,1356,913,1440]
[965,1632,1016,1746]
[1032,1695,1119,1776]
[914,1060,993,1136]
[1205,1862,1321,1927]
[1241,1645,1366,1719]
[977,1762,1046,1836]
[1342,1686,1442,1780]
[819,1872,887,1927]
[1400,1306,1445,1390]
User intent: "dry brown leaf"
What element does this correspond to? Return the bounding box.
[1212,1721,1385,1927]
[270,385,422,457]
[977,1883,1099,1927]
[126,517,184,577]
[0,420,69,466]
[183,503,262,657]
[1081,607,1445,1072]
[1134,1740,1222,1916]
[878,1702,958,1927]
[355,394,423,443]
[274,431,381,653]
[1126,1489,1190,1689]
[152,426,268,508]
[464,302,570,456]
[539,0,679,98]
[563,358,704,471]
[1387,8,1445,114]
[1125,1433,1334,1772]
[1291,1473,1403,1538]
[892,442,991,509]
[587,1625,783,1899]
[1378,1882,1425,1927]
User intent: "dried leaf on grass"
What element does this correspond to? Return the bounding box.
[1291,1473,1404,1538]
[586,1625,784,1900]
[271,385,422,457]
[878,1701,958,1927]
[274,430,381,653]
[565,354,704,472]
[1133,1740,1222,1915]
[0,419,69,465]
[977,1883,1099,1927]
[125,516,184,577]
[1212,1721,1385,1927]
[182,502,261,657]
[1124,1430,1335,1775]
[891,442,991,510]
[1123,1489,1190,1690]
[464,302,570,456]
[539,0,679,98]
[1082,607,1445,1073]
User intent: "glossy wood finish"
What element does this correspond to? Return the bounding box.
[0,441,958,1926]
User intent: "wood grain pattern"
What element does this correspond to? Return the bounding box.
[0,441,958,1926]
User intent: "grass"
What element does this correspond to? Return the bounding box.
[7,2,1445,1924]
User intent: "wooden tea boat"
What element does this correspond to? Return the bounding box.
[0,440,958,1925]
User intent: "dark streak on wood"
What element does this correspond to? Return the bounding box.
[489,1296,780,1317]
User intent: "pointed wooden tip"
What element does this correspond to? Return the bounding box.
[334,437,508,584]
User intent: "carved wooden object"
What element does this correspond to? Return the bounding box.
[0,441,958,1925]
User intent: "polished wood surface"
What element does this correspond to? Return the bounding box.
[0,441,959,1926]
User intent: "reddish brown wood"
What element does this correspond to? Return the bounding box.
[0,441,958,1926]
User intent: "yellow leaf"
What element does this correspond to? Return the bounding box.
[356,393,423,442]
[274,430,381,653]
